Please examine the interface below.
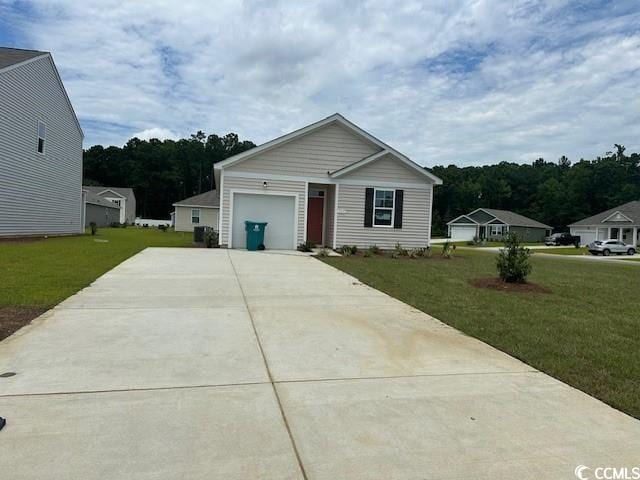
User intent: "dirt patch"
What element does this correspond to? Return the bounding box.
[469,277,551,294]
[0,307,48,341]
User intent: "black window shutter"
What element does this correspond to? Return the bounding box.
[364,188,374,227]
[394,190,403,229]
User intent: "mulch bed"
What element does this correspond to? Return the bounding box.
[0,308,48,341]
[469,277,551,294]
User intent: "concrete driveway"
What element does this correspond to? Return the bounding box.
[0,248,638,479]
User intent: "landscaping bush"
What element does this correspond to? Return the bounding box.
[297,240,315,252]
[315,248,329,257]
[158,225,168,232]
[441,240,453,259]
[89,222,97,236]
[339,245,358,255]
[203,229,219,248]
[392,242,408,258]
[368,244,380,255]
[496,232,532,283]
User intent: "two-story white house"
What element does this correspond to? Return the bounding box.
[0,47,84,237]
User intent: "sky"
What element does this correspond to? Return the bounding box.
[1,0,639,167]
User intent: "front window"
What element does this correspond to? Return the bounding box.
[37,121,46,154]
[191,208,200,224]
[373,189,394,227]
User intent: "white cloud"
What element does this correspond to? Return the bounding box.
[131,127,179,141]
[6,0,640,165]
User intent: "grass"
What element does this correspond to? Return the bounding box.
[533,247,589,255]
[323,250,640,418]
[0,227,192,308]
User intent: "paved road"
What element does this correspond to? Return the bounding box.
[1,248,638,479]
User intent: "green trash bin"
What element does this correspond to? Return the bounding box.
[244,221,268,251]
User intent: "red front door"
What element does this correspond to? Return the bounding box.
[306,197,324,245]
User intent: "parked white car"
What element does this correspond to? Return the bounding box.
[587,239,636,256]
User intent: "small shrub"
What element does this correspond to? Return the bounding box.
[442,240,453,259]
[109,222,120,228]
[496,232,532,283]
[393,242,408,257]
[297,240,315,252]
[363,249,372,258]
[203,229,219,248]
[339,245,358,255]
[369,244,380,255]
[89,222,97,236]
[316,248,329,257]
[158,224,168,232]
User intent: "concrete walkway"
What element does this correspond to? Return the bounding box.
[0,248,638,479]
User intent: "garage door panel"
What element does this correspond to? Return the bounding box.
[232,193,296,250]
[450,225,476,241]
[571,229,596,245]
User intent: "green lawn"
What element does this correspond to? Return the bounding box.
[323,250,640,418]
[533,247,590,255]
[0,228,192,308]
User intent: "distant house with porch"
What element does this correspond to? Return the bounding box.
[447,208,551,242]
[569,200,640,246]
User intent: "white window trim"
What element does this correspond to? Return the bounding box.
[37,120,46,155]
[373,188,395,228]
[191,208,201,224]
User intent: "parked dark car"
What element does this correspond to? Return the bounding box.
[544,232,580,246]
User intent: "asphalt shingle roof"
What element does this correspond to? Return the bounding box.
[569,200,640,226]
[83,190,120,209]
[83,186,135,200]
[173,190,219,208]
[458,208,551,229]
[0,47,47,70]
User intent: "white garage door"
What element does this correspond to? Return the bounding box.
[571,228,596,246]
[450,225,477,241]
[231,193,296,249]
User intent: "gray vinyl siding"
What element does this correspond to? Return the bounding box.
[324,184,336,248]
[0,55,83,236]
[336,184,432,250]
[220,175,306,246]
[84,203,119,227]
[227,123,380,177]
[338,153,425,183]
[174,205,219,232]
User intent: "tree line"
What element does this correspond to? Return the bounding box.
[84,134,639,232]
[430,144,640,236]
[83,132,255,219]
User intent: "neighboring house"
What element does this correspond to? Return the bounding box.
[0,47,83,236]
[172,190,219,232]
[447,208,552,242]
[569,200,640,246]
[82,186,136,224]
[82,190,120,227]
[213,113,442,250]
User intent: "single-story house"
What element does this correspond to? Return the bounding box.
[569,200,640,246]
[212,113,442,250]
[82,189,120,227]
[172,190,219,232]
[447,208,552,242]
[82,186,136,224]
[0,47,83,237]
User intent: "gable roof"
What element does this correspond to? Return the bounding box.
[468,208,551,229]
[569,200,640,227]
[1,47,84,139]
[0,47,47,70]
[83,186,135,200]
[329,150,441,183]
[83,190,120,209]
[447,214,478,225]
[213,113,442,184]
[173,190,219,208]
